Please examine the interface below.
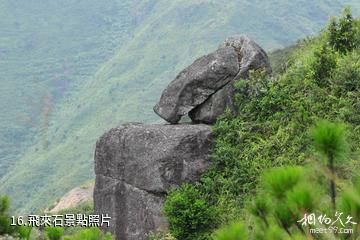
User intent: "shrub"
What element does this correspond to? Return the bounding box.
[213,222,247,240]
[0,195,15,236]
[163,184,217,240]
[311,45,337,87]
[328,8,356,53]
[17,226,33,240]
[45,226,64,240]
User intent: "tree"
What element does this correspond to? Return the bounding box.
[311,120,347,211]
[327,8,356,53]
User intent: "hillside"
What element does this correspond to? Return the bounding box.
[1,0,360,213]
[162,13,360,239]
[0,0,136,176]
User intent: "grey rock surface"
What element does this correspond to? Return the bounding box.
[221,34,272,78]
[94,123,213,240]
[189,35,272,123]
[154,35,271,124]
[153,47,240,124]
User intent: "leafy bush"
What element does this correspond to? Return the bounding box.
[45,226,64,240]
[0,195,16,236]
[328,8,356,53]
[17,226,33,240]
[163,184,217,240]
[311,45,337,87]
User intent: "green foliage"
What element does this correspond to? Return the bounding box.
[206,119,359,239]
[163,184,217,240]
[17,226,33,240]
[212,222,247,240]
[263,166,304,199]
[163,12,360,239]
[339,179,360,224]
[311,120,347,160]
[311,45,337,87]
[214,162,360,239]
[0,195,15,236]
[45,226,64,240]
[312,121,348,210]
[328,8,357,53]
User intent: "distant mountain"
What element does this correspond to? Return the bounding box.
[0,0,359,213]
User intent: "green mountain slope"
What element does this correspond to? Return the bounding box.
[0,0,137,176]
[1,0,359,213]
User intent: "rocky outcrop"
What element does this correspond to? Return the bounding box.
[155,35,272,124]
[153,47,239,124]
[94,123,213,240]
[94,35,271,240]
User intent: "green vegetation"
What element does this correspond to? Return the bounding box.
[164,184,217,240]
[1,0,360,213]
[0,195,15,236]
[214,122,360,239]
[45,227,64,240]
[163,10,360,239]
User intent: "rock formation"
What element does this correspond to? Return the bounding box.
[153,47,240,124]
[155,35,272,124]
[94,35,271,240]
[94,123,213,240]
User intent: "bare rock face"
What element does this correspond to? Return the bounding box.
[94,123,213,240]
[221,34,272,79]
[155,35,271,124]
[189,35,272,123]
[153,47,240,124]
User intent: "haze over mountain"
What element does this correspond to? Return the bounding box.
[0,0,359,213]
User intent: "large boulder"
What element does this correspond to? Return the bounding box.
[94,123,213,240]
[189,35,272,123]
[155,35,271,124]
[153,47,240,124]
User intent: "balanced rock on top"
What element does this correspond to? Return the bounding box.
[153,47,240,123]
[189,35,272,123]
[154,35,272,124]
